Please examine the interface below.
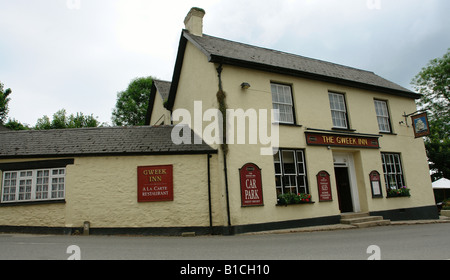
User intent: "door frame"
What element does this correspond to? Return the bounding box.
[333,152,360,213]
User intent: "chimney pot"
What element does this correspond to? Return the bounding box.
[184,7,205,37]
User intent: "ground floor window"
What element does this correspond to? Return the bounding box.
[381,153,405,190]
[274,149,308,196]
[1,168,66,203]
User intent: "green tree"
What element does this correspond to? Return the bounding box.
[412,48,450,180]
[35,109,101,130]
[5,118,30,130]
[112,76,153,126]
[0,81,12,124]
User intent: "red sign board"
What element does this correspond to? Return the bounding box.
[317,171,332,202]
[305,132,380,149]
[239,163,264,207]
[137,165,173,202]
[369,170,383,198]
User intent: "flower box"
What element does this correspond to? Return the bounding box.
[387,186,411,198]
[277,192,313,206]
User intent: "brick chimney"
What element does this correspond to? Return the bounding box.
[184,7,205,37]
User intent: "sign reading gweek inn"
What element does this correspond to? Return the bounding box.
[137,165,173,202]
[305,132,380,149]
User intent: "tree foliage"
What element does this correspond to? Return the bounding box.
[35,109,101,130]
[0,81,12,124]
[111,76,153,126]
[412,48,450,180]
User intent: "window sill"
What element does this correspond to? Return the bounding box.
[0,199,66,207]
[379,131,397,135]
[331,127,356,132]
[386,195,410,199]
[276,201,315,207]
[273,122,303,127]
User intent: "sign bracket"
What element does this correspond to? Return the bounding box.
[401,110,426,127]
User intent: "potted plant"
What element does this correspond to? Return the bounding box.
[387,186,411,198]
[277,192,312,205]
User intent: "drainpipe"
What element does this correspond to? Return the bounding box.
[207,153,213,234]
[216,64,232,235]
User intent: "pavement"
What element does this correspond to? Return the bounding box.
[242,215,450,235]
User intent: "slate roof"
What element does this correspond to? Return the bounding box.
[145,79,172,125]
[0,124,9,131]
[166,30,419,110]
[153,79,171,101]
[0,126,216,159]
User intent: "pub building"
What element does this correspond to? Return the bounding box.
[0,8,438,236]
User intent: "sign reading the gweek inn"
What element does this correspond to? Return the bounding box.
[305,132,380,149]
[239,163,264,207]
[137,165,173,202]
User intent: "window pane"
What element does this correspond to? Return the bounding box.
[274,149,309,197]
[329,93,348,128]
[282,151,296,174]
[271,83,294,124]
[381,153,405,190]
[374,100,391,132]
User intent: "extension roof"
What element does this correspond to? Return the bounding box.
[0,126,216,159]
[145,79,172,125]
[166,30,419,110]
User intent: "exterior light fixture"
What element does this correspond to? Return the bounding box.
[240,82,251,90]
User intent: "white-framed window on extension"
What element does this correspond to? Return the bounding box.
[1,168,66,203]
[271,83,295,124]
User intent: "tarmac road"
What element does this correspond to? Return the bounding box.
[0,222,450,260]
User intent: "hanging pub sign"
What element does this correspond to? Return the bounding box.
[316,171,332,202]
[411,112,430,138]
[239,163,264,207]
[137,165,173,202]
[369,170,383,198]
[305,132,380,149]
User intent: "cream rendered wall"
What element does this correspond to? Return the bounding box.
[150,90,171,126]
[0,154,220,229]
[214,63,434,224]
[65,154,217,229]
[172,39,435,228]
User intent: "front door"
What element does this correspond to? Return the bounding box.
[335,167,353,213]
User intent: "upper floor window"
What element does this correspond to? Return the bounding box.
[328,92,348,129]
[374,100,392,133]
[271,83,295,124]
[1,168,66,203]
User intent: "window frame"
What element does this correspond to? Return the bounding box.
[271,83,296,125]
[374,99,392,133]
[381,153,405,191]
[274,149,309,196]
[1,168,66,204]
[328,92,349,129]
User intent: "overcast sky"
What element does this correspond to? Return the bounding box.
[1,0,449,126]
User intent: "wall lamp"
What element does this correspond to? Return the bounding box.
[240,82,251,90]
